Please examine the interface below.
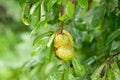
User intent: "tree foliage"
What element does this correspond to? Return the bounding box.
[19,0,120,80]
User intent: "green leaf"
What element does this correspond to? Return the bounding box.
[47,0,57,11]
[31,19,49,35]
[46,43,54,63]
[30,2,40,28]
[65,0,75,18]
[41,2,46,21]
[47,34,55,47]
[77,0,88,8]
[30,2,40,15]
[22,57,43,71]
[91,63,107,80]
[63,68,75,80]
[24,0,34,3]
[22,3,31,26]
[19,0,38,7]
[47,71,63,80]
[111,61,120,80]
[106,66,116,80]
[19,0,26,7]
[33,31,53,46]
[63,70,69,80]
[84,6,105,27]
[91,7,105,27]
[106,29,120,45]
[111,41,120,51]
[34,37,49,49]
[57,0,67,5]
[36,19,49,31]
[68,71,75,80]
[82,31,94,43]
[72,57,85,76]
[85,56,97,65]
[107,0,118,16]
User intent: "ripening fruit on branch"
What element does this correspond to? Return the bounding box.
[54,30,74,61]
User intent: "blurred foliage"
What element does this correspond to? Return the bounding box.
[0,0,32,80]
[0,0,120,80]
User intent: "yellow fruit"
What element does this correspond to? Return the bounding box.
[54,30,73,48]
[55,47,73,61]
[54,30,74,61]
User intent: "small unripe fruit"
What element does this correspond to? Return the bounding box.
[54,30,74,61]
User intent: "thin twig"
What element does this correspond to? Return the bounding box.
[107,52,120,62]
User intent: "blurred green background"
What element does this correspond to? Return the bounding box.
[0,0,32,80]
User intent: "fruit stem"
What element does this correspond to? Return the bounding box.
[59,4,64,34]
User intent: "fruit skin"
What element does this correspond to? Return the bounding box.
[54,30,74,61]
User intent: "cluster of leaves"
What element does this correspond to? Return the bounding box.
[19,0,120,80]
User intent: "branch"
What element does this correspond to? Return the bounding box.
[70,0,75,4]
[87,0,92,11]
[107,52,120,63]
